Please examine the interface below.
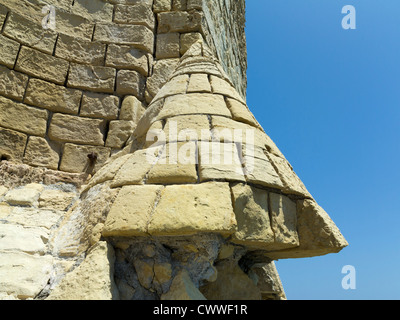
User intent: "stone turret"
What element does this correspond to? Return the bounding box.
[0,0,347,300]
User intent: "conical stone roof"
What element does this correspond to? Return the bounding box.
[81,41,347,260]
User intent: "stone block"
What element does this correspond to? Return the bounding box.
[114,4,155,30]
[268,154,311,197]
[119,95,146,122]
[72,0,114,22]
[55,33,106,65]
[161,270,206,300]
[80,92,119,120]
[187,73,211,93]
[23,136,60,170]
[48,113,107,146]
[67,63,116,93]
[111,148,161,187]
[94,23,154,53]
[24,78,82,114]
[53,10,94,40]
[105,120,136,149]
[162,114,211,142]
[105,44,149,76]
[210,75,245,104]
[0,127,28,162]
[38,189,76,211]
[146,141,198,184]
[180,32,203,55]
[103,185,163,237]
[157,11,202,33]
[158,93,231,120]
[5,206,63,230]
[145,58,180,101]
[198,142,245,182]
[0,252,53,299]
[15,47,69,85]
[3,183,43,206]
[116,70,146,97]
[0,65,29,101]
[152,74,189,102]
[156,33,180,59]
[153,0,172,12]
[0,96,48,137]
[187,0,202,10]
[148,182,237,236]
[3,12,57,54]
[172,0,187,11]
[226,97,260,128]
[47,242,118,300]
[0,4,7,30]
[0,34,20,69]
[60,143,111,173]
[269,193,300,249]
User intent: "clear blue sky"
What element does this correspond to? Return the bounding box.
[245,1,400,300]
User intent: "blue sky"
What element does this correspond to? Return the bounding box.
[245,1,400,300]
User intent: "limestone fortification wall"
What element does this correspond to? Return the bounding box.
[0,0,347,300]
[0,0,247,174]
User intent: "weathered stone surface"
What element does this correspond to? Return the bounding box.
[103,185,162,237]
[111,148,161,187]
[210,75,245,104]
[116,70,146,97]
[230,183,275,248]
[106,44,148,76]
[72,0,114,22]
[158,93,231,120]
[68,63,116,93]
[157,11,202,33]
[0,224,47,254]
[0,65,29,101]
[25,78,82,115]
[153,0,172,12]
[249,262,286,300]
[24,136,60,170]
[120,95,146,122]
[3,12,57,54]
[55,33,106,65]
[3,183,43,206]
[0,34,20,69]
[146,58,180,102]
[80,92,119,120]
[38,189,76,211]
[148,182,237,236]
[200,261,261,300]
[162,114,212,142]
[0,96,48,137]
[268,154,311,197]
[0,4,7,30]
[187,73,212,93]
[152,74,189,102]
[60,143,111,174]
[267,200,348,260]
[198,142,245,182]
[3,206,63,230]
[94,23,154,53]
[161,270,206,300]
[47,241,119,300]
[0,127,27,162]
[146,141,198,184]
[180,32,203,55]
[105,120,136,149]
[114,4,155,30]
[156,33,180,59]
[49,113,106,146]
[15,47,69,85]
[226,97,260,127]
[0,252,53,299]
[269,193,300,249]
